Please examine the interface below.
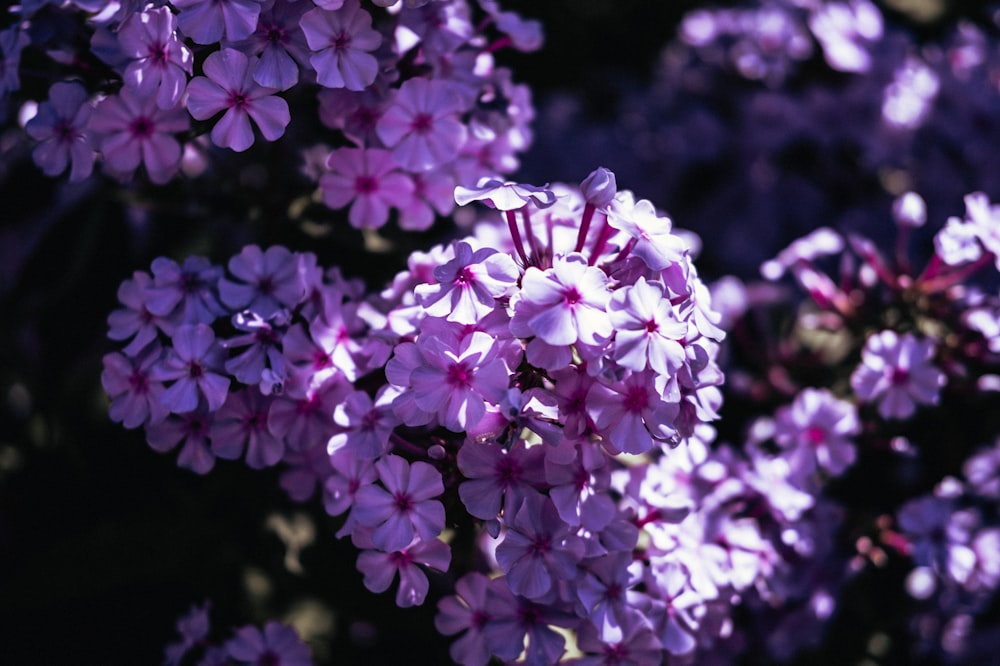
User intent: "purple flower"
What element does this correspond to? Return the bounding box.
[454,177,557,211]
[281,299,361,393]
[89,87,189,184]
[223,309,289,386]
[146,407,216,474]
[457,439,546,520]
[107,270,172,356]
[323,448,376,521]
[301,0,382,90]
[415,241,519,325]
[267,377,344,452]
[435,572,497,666]
[210,388,283,468]
[397,169,457,231]
[186,48,291,152]
[118,7,193,110]
[394,329,510,432]
[773,387,859,480]
[234,0,311,91]
[376,77,468,172]
[329,387,398,459]
[495,494,585,600]
[172,0,266,45]
[320,147,414,228]
[356,537,451,607]
[587,370,679,455]
[144,256,225,326]
[102,348,168,429]
[607,276,687,376]
[851,330,945,420]
[607,192,687,272]
[163,601,211,666]
[151,324,231,413]
[25,81,95,181]
[225,621,313,666]
[510,253,612,347]
[219,245,304,318]
[353,454,446,553]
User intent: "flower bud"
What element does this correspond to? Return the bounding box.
[580,166,617,207]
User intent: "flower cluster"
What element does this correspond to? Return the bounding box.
[163,601,313,666]
[727,188,1000,660]
[11,0,537,230]
[105,167,763,663]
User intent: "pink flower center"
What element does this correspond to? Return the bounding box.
[147,42,168,64]
[891,367,910,386]
[389,549,415,566]
[623,385,649,413]
[411,113,434,134]
[645,319,659,333]
[455,265,475,285]
[806,426,826,445]
[355,175,378,194]
[447,361,472,387]
[313,350,332,369]
[563,287,582,306]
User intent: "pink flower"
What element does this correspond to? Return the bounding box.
[510,253,612,347]
[851,329,945,420]
[376,77,468,171]
[773,387,859,480]
[186,48,290,152]
[415,240,519,325]
[394,329,510,433]
[320,147,414,228]
[587,370,680,455]
[607,276,687,375]
[301,0,382,90]
[90,87,188,184]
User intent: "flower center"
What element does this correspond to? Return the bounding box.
[411,112,434,134]
[355,175,378,194]
[129,117,154,139]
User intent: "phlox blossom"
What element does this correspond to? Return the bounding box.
[90,87,188,184]
[186,48,290,153]
[301,0,382,90]
[851,330,945,420]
